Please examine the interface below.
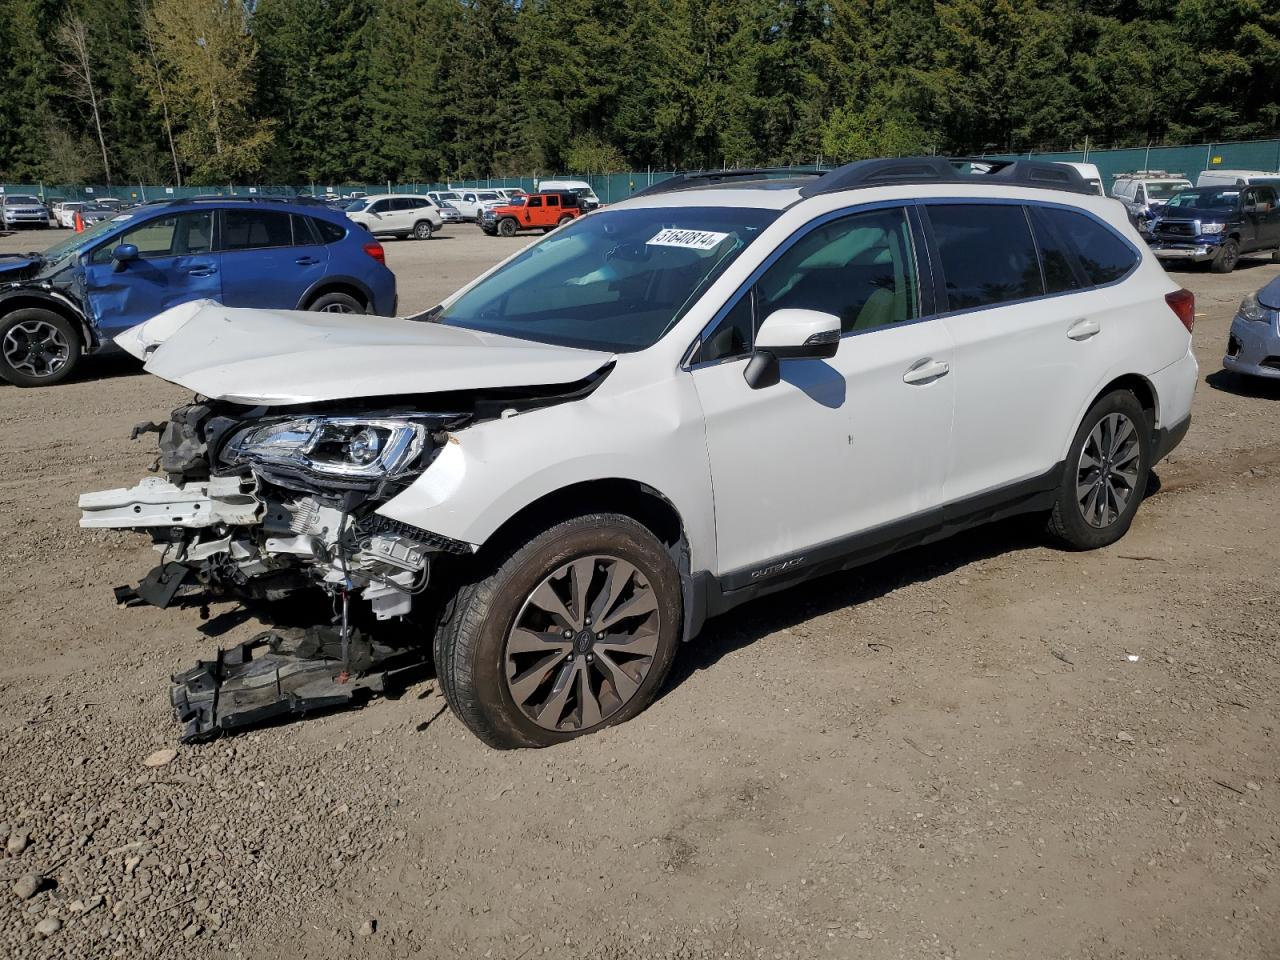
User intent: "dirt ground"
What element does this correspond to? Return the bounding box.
[0,224,1277,960]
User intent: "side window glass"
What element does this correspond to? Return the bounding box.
[91,211,212,263]
[313,218,345,243]
[291,214,320,245]
[528,196,543,208]
[698,291,754,364]
[546,195,560,207]
[1028,207,1083,295]
[1038,207,1138,286]
[928,204,1043,310]
[220,209,293,251]
[370,199,393,213]
[756,206,920,334]
[1259,186,1278,210]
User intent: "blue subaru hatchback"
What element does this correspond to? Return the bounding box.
[0,197,397,386]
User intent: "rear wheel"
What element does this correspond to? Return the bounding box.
[412,220,433,240]
[1210,239,1240,273]
[497,218,518,237]
[1046,390,1151,550]
[0,308,81,387]
[434,513,682,749]
[557,214,574,227]
[307,291,365,314]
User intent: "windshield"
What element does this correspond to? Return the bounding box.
[1146,181,1188,200]
[477,192,499,201]
[5,195,41,205]
[1166,187,1240,210]
[572,188,596,200]
[345,199,371,212]
[39,215,131,266]
[437,192,460,201]
[435,206,779,352]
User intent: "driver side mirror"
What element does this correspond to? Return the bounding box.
[111,243,138,272]
[744,309,841,390]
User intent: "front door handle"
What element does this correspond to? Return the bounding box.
[903,357,950,384]
[294,257,319,266]
[1067,318,1100,341]
[187,266,216,278]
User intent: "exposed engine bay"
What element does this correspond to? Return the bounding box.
[79,397,476,740]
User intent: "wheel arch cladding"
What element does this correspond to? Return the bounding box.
[474,478,687,568]
[300,280,368,310]
[1098,373,1157,426]
[0,293,91,346]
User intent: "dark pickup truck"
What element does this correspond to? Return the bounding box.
[1149,183,1280,273]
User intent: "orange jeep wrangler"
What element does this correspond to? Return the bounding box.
[480,190,583,236]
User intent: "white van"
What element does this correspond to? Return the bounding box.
[535,179,601,209]
[1196,169,1280,188]
[1059,162,1104,195]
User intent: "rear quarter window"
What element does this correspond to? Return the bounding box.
[1036,207,1137,286]
[312,218,346,243]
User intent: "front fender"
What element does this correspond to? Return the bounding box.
[375,371,719,573]
[0,287,92,348]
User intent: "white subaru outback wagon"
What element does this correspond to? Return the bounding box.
[80,157,1198,749]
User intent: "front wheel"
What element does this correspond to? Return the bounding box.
[413,220,433,240]
[497,218,518,237]
[0,308,81,387]
[1046,390,1151,550]
[1210,239,1240,273]
[434,514,682,749]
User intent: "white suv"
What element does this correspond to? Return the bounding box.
[345,194,443,239]
[79,158,1197,749]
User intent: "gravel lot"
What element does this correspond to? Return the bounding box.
[1,224,1277,960]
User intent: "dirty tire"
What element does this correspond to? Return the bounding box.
[1210,239,1239,273]
[557,215,574,227]
[497,218,518,237]
[1272,246,1280,263]
[413,220,433,240]
[307,291,365,314]
[0,308,81,388]
[1046,390,1151,551]
[433,513,682,749]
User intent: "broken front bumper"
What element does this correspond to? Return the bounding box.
[171,628,428,742]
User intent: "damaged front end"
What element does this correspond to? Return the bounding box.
[80,398,472,741]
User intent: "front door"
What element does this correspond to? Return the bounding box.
[690,205,954,578]
[522,195,543,229]
[83,209,219,336]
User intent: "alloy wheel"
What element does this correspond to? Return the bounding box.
[3,319,69,378]
[1076,412,1141,528]
[319,302,355,314]
[504,555,661,733]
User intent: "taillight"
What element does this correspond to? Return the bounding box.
[362,241,385,264]
[1165,288,1195,334]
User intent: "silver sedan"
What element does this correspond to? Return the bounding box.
[1224,277,1280,379]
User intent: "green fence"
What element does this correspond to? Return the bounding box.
[5,137,1280,206]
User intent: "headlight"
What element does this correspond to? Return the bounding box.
[1200,222,1225,234]
[222,416,428,482]
[1239,292,1267,323]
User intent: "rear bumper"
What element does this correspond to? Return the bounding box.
[1223,311,1280,378]
[1152,413,1191,463]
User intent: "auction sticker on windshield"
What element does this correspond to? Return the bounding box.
[647,228,730,251]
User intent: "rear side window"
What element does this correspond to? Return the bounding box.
[546,195,560,207]
[1036,207,1137,286]
[220,209,293,250]
[927,204,1043,310]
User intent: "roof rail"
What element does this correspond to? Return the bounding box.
[630,167,824,199]
[797,156,1094,197]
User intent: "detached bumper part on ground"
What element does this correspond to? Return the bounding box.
[170,628,427,742]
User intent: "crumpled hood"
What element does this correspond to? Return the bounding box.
[1258,277,1280,310]
[116,300,614,404]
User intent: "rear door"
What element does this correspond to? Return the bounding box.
[933,202,1135,503]
[82,209,220,335]
[217,208,324,309]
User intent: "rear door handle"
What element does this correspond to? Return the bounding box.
[1067,318,1100,341]
[295,257,319,266]
[903,357,950,384]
